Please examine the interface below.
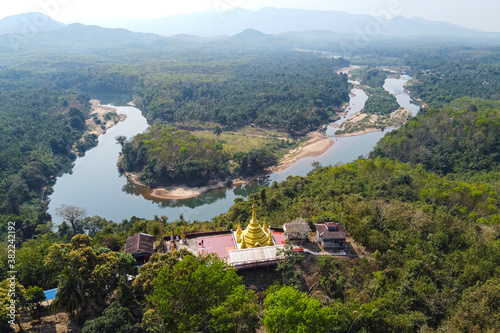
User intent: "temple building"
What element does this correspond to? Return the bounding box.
[158,203,287,269]
[124,233,154,266]
[236,202,274,249]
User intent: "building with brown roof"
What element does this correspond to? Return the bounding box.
[315,222,347,249]
[124,233,154,265]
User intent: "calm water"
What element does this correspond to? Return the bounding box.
[47,76,419,223]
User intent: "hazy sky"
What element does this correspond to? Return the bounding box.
[1,0,500,32]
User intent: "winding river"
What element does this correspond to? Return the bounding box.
[47,76,419,223]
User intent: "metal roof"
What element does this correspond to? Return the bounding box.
[229,245,285,268]
[124,233,154,255]
[315,222,347,240]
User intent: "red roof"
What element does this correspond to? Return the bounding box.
[315,222,346,240]
[125,233,154,255]
[272,231,286,245]
[197,234,236,259]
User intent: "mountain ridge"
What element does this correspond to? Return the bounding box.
[69,7,497,37]
[0,12,65,35]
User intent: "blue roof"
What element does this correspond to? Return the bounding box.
[44,288,58,301]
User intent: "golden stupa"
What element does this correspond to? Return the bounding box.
[240,202,272,248]
[236,221,243,243]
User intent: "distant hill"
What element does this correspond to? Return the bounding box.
[0,10,499,59]
[78,7,498,38]
[0,22,192,55]
[0,12,65,35]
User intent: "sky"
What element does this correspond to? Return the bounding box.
[1,0,500,32]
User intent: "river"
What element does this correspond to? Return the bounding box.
[47,76,419,223]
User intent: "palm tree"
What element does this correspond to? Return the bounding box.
[115,135,127,147]
[51,267,86,320]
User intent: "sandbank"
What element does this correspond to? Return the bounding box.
[85,99,126,136]
[268,131,334,173]
[335,107,412,137]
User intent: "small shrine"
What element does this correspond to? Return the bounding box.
[236,202,274,248]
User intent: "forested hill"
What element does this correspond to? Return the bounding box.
[0,18,500,331]
[0,89,94,237]
[370,97,500,175]
[119,126,230,187]
[212,156,500,331]
[405,54,500,108]
[204,95,500,332]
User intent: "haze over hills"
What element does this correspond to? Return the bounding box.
[1,9,499,58]
[0,12,65,36]
[74,7,495,37]
[0,7,500,49]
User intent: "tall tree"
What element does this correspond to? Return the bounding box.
[115,135,127,148]
[51,266,86,320]
[263,285,338,333]
[82,302,143,333]
[56,204,87,233]
[149,254,252,333]
[208,284,260,333]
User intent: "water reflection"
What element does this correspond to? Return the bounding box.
[48,77,418,223]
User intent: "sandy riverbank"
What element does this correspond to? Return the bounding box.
[268,131,334,173]
[124,130,334,199]
[335,108,412,137]
[149,185,222,200]
[337,65,361,76]
[124,171,228,200]
[85,99,127,136]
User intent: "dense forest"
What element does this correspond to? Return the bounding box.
[362,87,400,115]
[134,55,351,133]
[350,68,390,88]
[0,21,500,332]
[0,90,94,240]
[0,53,351,134]
[405,54,500,108]
[371,97,500,175]
[119,125,230,187]
[119,125,298,187]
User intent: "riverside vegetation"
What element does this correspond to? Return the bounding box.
[119,54,351,188]
[0,22,499,332]
[337,68,411,135]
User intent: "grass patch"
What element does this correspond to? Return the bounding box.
[195,127,302,162]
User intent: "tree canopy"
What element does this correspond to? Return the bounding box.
[149,253,259,333]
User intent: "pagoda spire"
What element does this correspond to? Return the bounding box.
[240,234,247,249]
[267,230,274,246]
[236,221,243,243]
[241,202,269,248]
